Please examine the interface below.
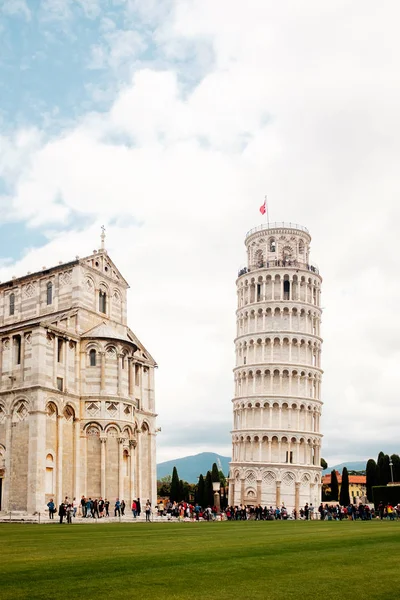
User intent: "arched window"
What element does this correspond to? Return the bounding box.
[47,282,53,305]
[269,238,276,252]
[99,290,107,313]
[9,293,15,316]
[89,349,97,366]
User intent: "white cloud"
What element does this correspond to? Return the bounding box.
[2,0,400,465]
[1,0,31,20]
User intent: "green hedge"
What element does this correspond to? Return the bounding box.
[372,485,400,508]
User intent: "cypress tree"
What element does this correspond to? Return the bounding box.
[377,453,391,485]
[330,469,339,500]
[170,466,180,502]
[204,471,214,507]
[339,467,350,506]
[377,451,385,485]
[390,454,400,483]
[197,474,205,508]
[211,462,220,482]
[366,459,377,502]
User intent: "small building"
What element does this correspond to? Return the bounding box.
[322,472,366,503]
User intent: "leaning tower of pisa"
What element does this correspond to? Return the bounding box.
[229,222,323,512]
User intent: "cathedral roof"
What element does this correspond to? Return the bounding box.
[81,322,135,345]
[81,322,156,365]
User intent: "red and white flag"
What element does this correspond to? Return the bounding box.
[260,199,266,215]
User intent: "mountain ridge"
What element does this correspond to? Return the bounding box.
[157,454,366,483]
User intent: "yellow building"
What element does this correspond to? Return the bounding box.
[322,472,366,502]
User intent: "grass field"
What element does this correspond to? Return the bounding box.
[1,520,400,600]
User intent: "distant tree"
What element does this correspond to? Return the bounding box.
[340,467,350,506]
[204,471,214,507]
[158,476,171,497]
[366,459,377,502]
[219,471,227,487]
[320,458,328,470]
[330,470,339,501]
[170,466,180,502]
[197,474,205,507]
[211,463,220,482]
[390,454,400,483]
[377,453,391,486]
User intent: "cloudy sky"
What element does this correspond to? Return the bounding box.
[1,0,399,467]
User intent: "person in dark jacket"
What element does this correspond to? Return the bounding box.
[58,502,66,524]
[136,498,141,517]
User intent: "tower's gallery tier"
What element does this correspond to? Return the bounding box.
[229,222,323,511]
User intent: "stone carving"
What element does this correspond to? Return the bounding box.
[23,282,36,299]
[59,271,72,286]
[282,472,295,486]
[86,402,100,417]
[87,426,100,436]
[263,471,276,484]
[106,402,118,417]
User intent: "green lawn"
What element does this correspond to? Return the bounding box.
[0,520,399,600]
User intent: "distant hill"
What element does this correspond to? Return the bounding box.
[158,455,366,482]
[322,461,366,475]
[157,452,230,483]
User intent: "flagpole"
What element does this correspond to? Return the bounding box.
[265,195,270,227]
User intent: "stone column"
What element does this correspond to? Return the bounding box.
[100,436,107,499]
[136,431,142,500]
[228,479,234,506]
[74,418,81,500]
[75,345,80,394]
[295,482,300,516]
[129,440,136,500]
[2,412,12,511]
[27,407,47,513]
[64,339,69,389]
[256,479,262,504]
[20,334,25,383]
[117,353,122,396]
[100,351,106,393]
[117,437,125,500]
[276,481,281,507]
[240,477,245,504]
[128,358,134,396]
[57,414,63,505]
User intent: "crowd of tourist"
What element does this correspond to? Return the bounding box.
[46,497,400,523]
[47,496,153,524]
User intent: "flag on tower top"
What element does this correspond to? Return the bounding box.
[260,199,266,215]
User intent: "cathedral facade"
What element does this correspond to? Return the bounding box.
[0,243,157,513]
[229,222,323,511]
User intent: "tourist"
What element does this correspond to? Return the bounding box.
[72,497,77,518]
[115,498,121,517]
[81,496,86,517]
[58,501,67,524]
[121,499,126,516]
[145,500,152,522]
[132,499,137,518]
[86,498,92,518]
[104,499,110,517]
[93,498,99,518]
[99,497,105,517]
[136,498,141,517]
[47,498,55,519]
[66,504,73,524]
